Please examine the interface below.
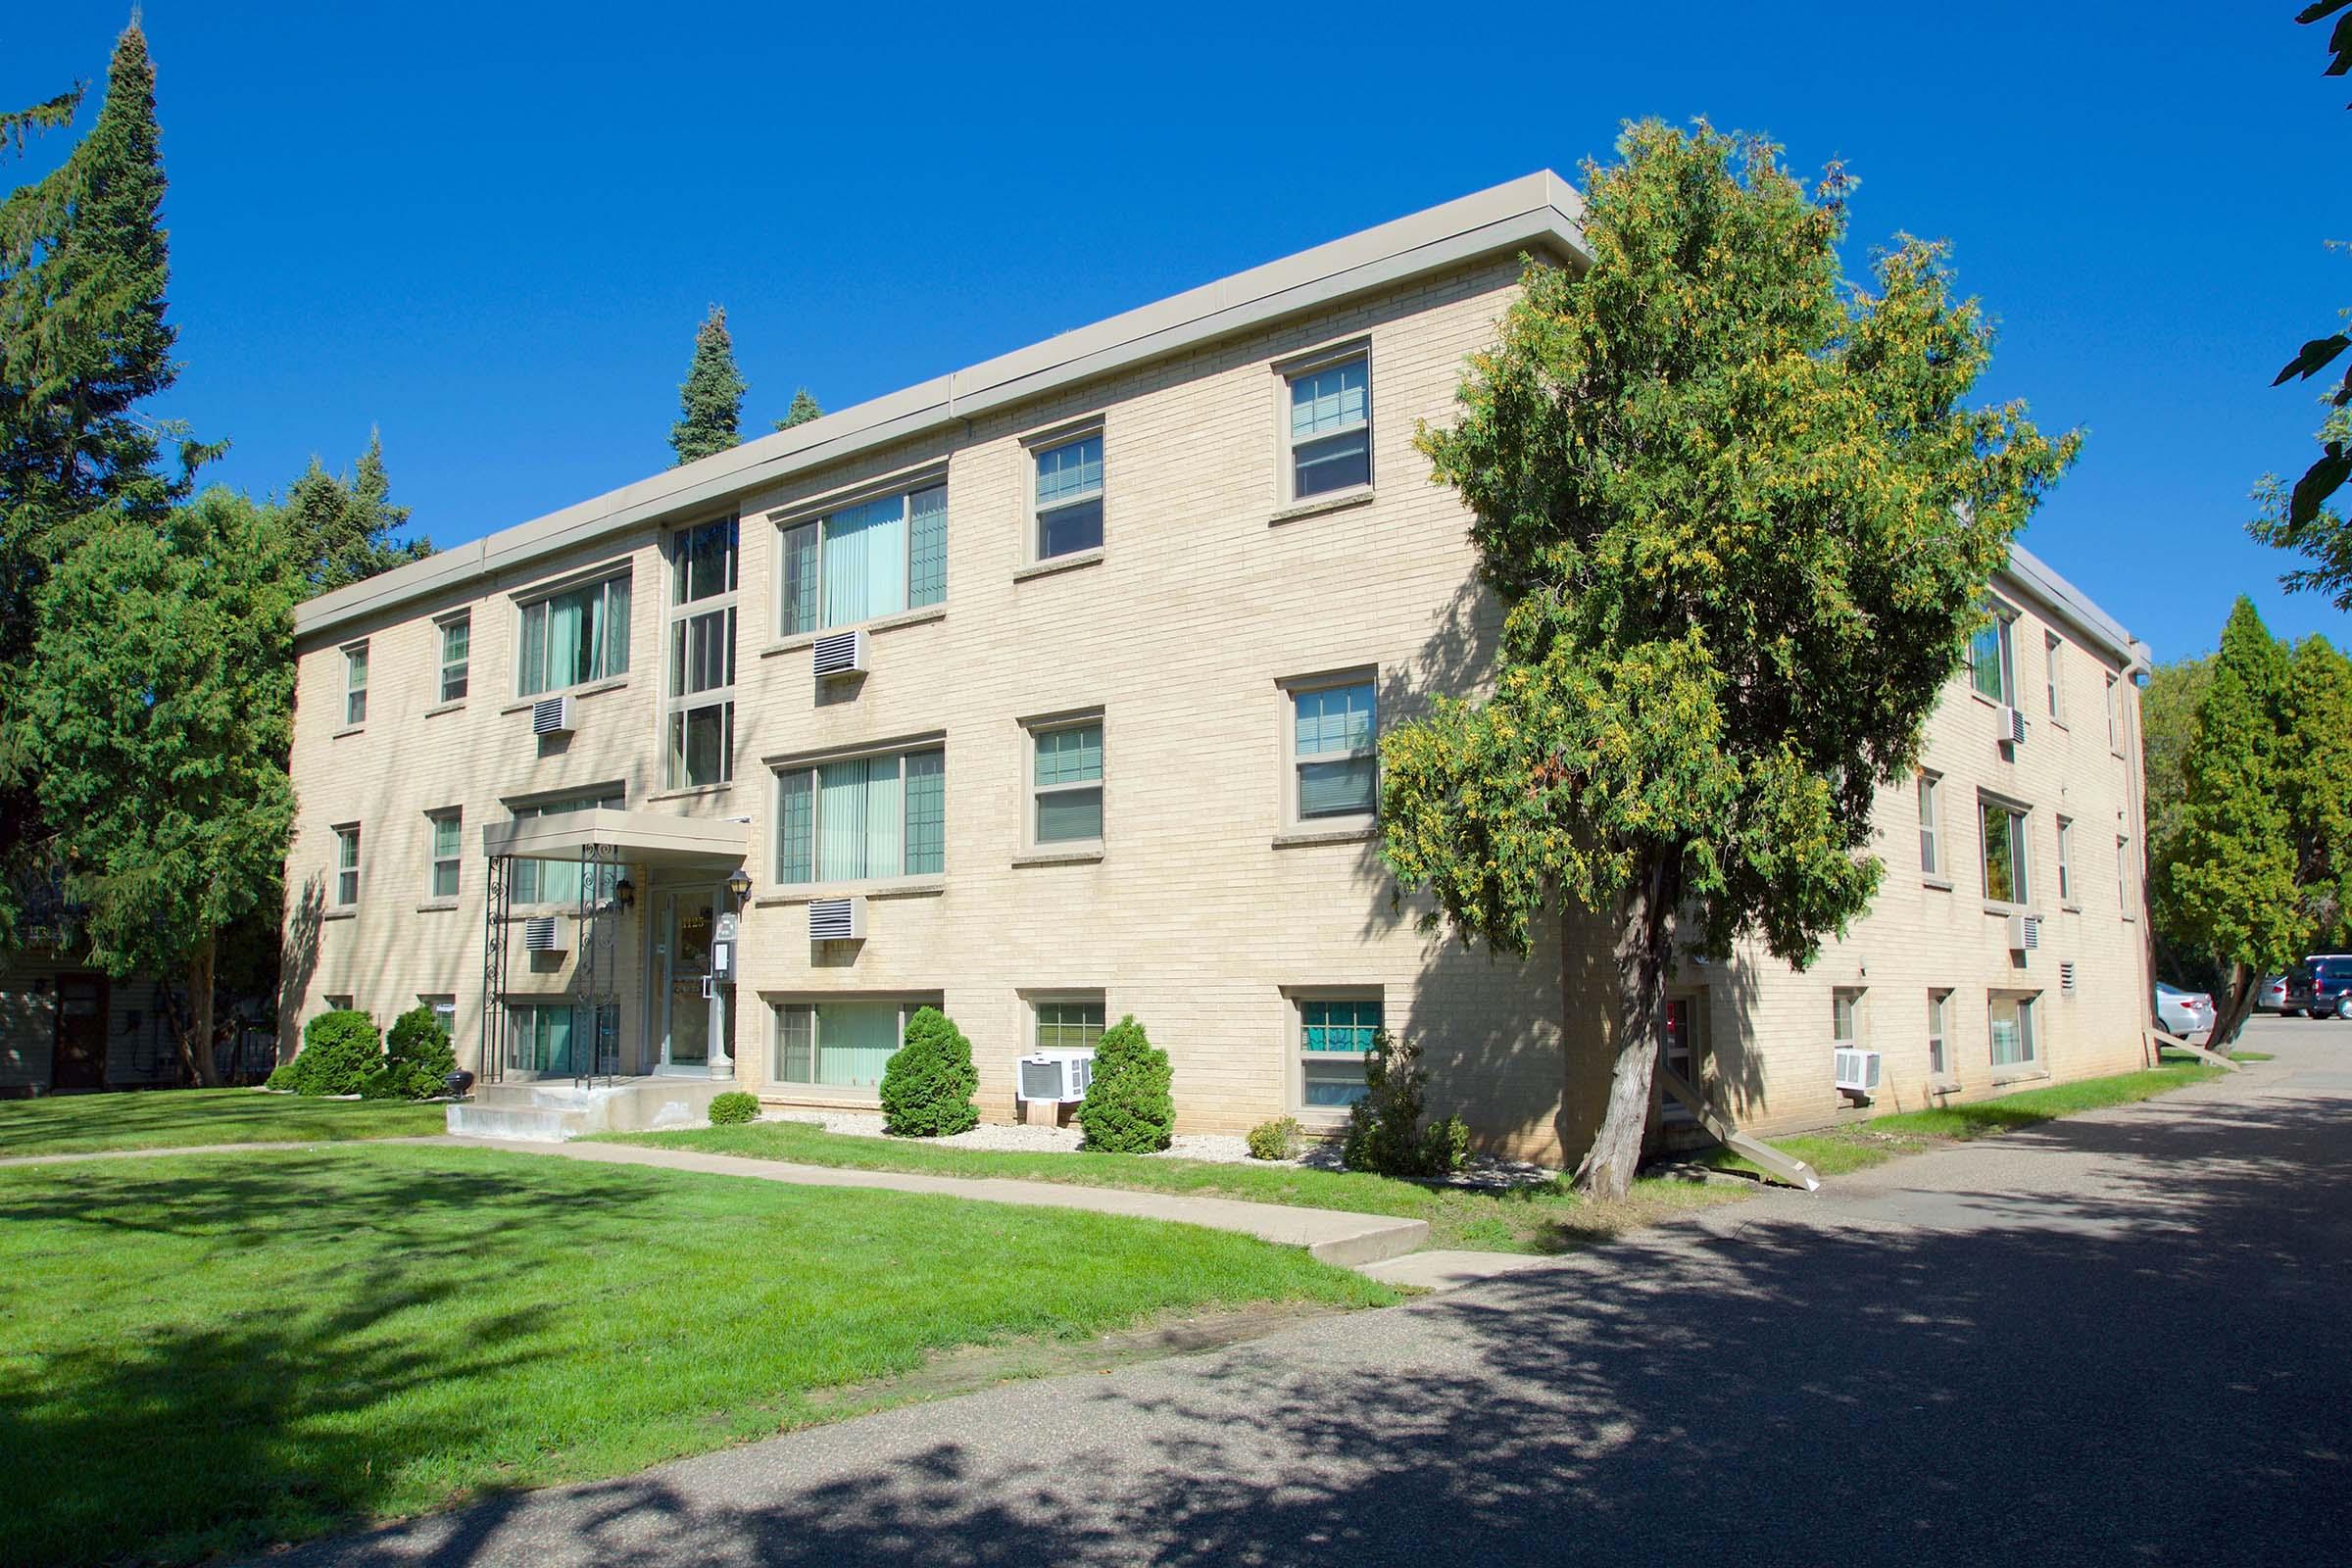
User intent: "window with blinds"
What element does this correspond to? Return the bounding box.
[773,748,946,885]
[1289,677,1377,824]
[779,483,947,637]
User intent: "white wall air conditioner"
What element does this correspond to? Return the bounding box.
[811,629,868,683]
[1996,705,2028,745]
[808,896,865,945]
[531,695,576,735]
[521,916,566,953]
[2006,913,2041,952]
[1016,1049,1096,1104]
[1834,1047,1882,1097]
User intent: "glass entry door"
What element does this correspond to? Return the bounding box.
[659,888,735,1075]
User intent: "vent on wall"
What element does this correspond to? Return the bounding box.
[531,695,576,735]
[522,916,566,953]
[808,896,865,945]
[2061,960,2078,995]
[812,629,868,683]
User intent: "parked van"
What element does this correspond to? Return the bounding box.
[2283,956,2352,1020]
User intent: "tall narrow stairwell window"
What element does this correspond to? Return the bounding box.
[665,516,737,789]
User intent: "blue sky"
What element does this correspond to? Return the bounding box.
[5,1,2344,662]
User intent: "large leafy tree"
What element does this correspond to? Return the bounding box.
[669,305,746,465]
[1382,122,2077,1196]
[20,488,302,1085]
[277,429,429,594]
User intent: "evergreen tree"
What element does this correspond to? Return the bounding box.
[277,430,429,595]
[669,305,746,465]
[774,388,822,431]
[2280,634,2352,952]
[1380,123,2076,1196]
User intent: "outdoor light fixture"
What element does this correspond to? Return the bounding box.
[612,877,636,910]
[725,868,753,904]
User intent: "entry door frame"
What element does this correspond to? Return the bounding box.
[51,972,109,1091]
[655,884,735,1077]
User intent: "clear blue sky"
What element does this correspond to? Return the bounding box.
[6,1,2344,662]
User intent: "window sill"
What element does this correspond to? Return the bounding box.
[1269,486,1376,527]
[755,878,946,906]
[500,676,629,716]
[1013,548,1104,583]
[1273,823,1378,850]
[416,900,459,913]
[1012,846,1104,868]
[424,700,467,719]
[644,783,734,806]
[1928,1075,1963,1096]
[2061,903,2082,914]
[1922,875,1954,892]
[322,906,358,922]
[2047,718,2070,733]
[1990,1066,2050,1088]
[1983,903,2034,918]
[760,604,947,660]
[332,725,366,740]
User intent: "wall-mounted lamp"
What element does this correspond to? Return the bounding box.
[725,868,753,905]
[612,877,637,911]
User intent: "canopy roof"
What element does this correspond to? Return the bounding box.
[479,809,749,870]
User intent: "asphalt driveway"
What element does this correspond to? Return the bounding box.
[264,1014,2352,1567]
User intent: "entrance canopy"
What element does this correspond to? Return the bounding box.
[480,808,749,871]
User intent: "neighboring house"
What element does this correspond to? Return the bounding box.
[279,172,2153,1161]
[1,949,186,1096]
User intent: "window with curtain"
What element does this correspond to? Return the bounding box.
[1970,600,2015,705]
[772,1000,929,1089]
[509,788,625,904]
[1989,993,2037,1068]
[1035,998,1105,1052]
[518,573,631,696]
[439,615,470,703]
[508,1002,618,1075]
[1981,798,2030,906]
[665,518,737,789]
[779,483,946,636]
[774,748,945,884]
[429,809,462,900]
[1299,996,1382,1108]
[1033,433,1103,559]
[1287,354,1370,499]
[1031,722,1103,845]
[1292,679,1376,820]
[344,643,368,725]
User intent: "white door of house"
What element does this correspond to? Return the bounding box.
[659,888,735,1077]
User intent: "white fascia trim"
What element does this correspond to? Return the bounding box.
[2000,542,2139,669]
[296,172,1589,644]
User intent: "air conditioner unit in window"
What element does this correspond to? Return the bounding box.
[1834,1047,1882,1098]
[2006,913,2042,952]
[811,629,868,683]
[531,695,575,735]
[1016,1049,1096,1104]
[1996,705,2028,745]
[521,916,566,953]
[808,896,865,945]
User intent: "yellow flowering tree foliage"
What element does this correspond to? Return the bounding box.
[1383,122,2078,1196]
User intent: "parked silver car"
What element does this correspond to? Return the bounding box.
[2255,974,2291,1013]
[2156,983,2215,1037]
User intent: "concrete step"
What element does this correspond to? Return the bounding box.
[445,1076,737,1141]
[447,1102,588,1142]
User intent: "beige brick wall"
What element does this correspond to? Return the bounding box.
[283,256,2150,1166]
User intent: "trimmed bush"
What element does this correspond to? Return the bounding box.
[708,1091,760,1126]
[879,1007,979,1137]
[362,1005,458,1100]
[1343,1030,1470,1177]
[1246,1116,1302,1161]
[264,1056,304,1093]
[283,1009,383,1098]
[1075,1014,1174,1153]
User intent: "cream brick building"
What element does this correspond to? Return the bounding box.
[281,172,2154,1162]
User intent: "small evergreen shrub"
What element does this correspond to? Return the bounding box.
[1343,1030,1471,1177]
[708,1091,760,1126]
[265,1055,307,1093]
[285,1009,382,1097]
[1247,1116,1303,1161]
[879,1006,979,1137]
[1075,1014,1174,1153]
[362,1005,458,1100]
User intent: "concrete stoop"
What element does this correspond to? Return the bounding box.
[445,1077,735,1143]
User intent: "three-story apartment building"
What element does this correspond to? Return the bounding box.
[282,172,2153,1162]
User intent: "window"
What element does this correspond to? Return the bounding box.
[1918,771,1942,877]
[428,809,462,900]
[343,643,368,726]
[2105,671,2120,751]
[509,788,625,905]
[323,994,354,1013]
[2044,632,2064,721]
[1036,997,1105,1053]
[1981,797,2030,906]
[1928,989,1952,1079]
[1031,721,1103,846]
[665,517,738,790]
[1832,988,1864,1049]
[1291,678,1377,821]
[439,615,470,704]
[773,748,945,884]
[332,825,360,906]
[507,1001,617,1076]
[1299,995,1382,1109]
[778,482,947,636]
[772,999,929,1090]
[2118,834,2135,916]
[1286,353,1370,499]
[1969,600,2015,705]
[1989,992,2037,1068]
[424,996,457,1040]
[1660,997,1697,1124]
[1032,432,1103,559]
[2056,815,2075,905]
[518,572,631,697]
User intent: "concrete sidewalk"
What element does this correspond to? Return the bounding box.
[425,1134,1432,1267]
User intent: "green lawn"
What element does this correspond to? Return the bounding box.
[600,1119,1743,1253]
[0,1087,446,1157]
[0,1144,1390,1568]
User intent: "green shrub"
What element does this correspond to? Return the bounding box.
[879,1006,979,1137]
[1075,1014,1174,1153]
[285,1009,382,1097]
[1246,1116,1303,1160]
[362,1005,458,1100]
[1343,1030,1470,1177]
[264,1055,307,1093]
[708,1091,760,1126]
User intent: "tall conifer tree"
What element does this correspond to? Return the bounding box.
[669,305,746,465]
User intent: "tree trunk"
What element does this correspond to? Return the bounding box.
[181,936,220,1088]
[2208,958,2260,1055]
[1574,856,1678,1199]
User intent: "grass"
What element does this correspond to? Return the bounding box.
[0,1086,447,1157]
[0,1144,1391,1568]
[600,1119,1745,1253]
